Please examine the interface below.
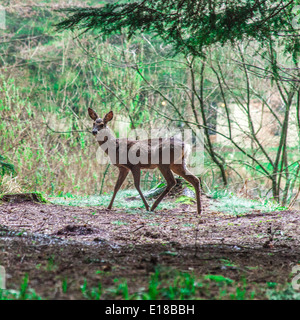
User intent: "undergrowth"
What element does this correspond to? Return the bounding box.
[1,267,298,300]
[49,189,176,211]
[49,188,287,215]
[207,187,287,215]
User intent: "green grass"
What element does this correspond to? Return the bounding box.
[49,187,288,216]
[49,189,175,211]
[266,284,300,300]
[0,274,41,300]
[208,189,287,215]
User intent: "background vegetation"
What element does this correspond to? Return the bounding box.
[0,0,299,209]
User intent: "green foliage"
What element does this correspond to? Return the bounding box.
[32,192,48,204]
[50,190,175,210]
[0,155,16,177]
[0,274,41,300]
[80,279,102,300]
[175,195,196,205]
[0,2,299,208]
[141,269,199,300]
[62,278,68,294]
[1,266,298,300]
[204,274,234,285]
[209,192,287,215]
[208,185,233,199]
[56,0,300,57]
[267,284,300,300]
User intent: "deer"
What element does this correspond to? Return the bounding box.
[88,108,202,214]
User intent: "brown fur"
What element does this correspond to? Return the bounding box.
[88,109,202,214]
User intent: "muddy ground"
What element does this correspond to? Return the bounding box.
[0,196,299,299]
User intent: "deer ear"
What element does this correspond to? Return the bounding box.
[103,111,113,123]
[88,108,98,121]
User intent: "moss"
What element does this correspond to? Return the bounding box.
[0,192,49,204]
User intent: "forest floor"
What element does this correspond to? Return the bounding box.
[0,195,299,300]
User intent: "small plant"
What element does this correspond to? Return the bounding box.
[204,274,234,285]
[175,195,196,205]
[229,277,248,300]
[266,282,277,289]
[0,274,41,300]
[219,258,237,268]
[46,255,57,272]
[62,278,68,294]
[140,269,202,300]
[142,269,160,300]
[115,282,129,300]
[80,279,102,300]
[207,185,232,199]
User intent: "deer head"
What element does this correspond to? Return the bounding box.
[88,108,114,136]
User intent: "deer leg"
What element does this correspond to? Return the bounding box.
[150,166,176,212]
[107,167,129,210]
[171,163,202,214]
[131,167,150,211]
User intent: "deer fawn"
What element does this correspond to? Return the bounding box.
[88,108,202,214]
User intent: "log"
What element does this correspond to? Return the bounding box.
[126,178,194,201]
[0,192,48,204]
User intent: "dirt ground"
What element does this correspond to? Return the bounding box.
[0,196,299,299]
